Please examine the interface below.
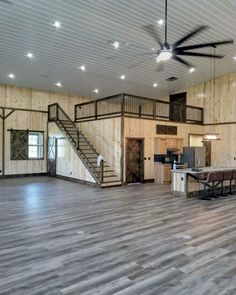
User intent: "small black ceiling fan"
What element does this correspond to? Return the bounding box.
[142,0,233,69]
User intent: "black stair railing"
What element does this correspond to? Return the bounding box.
[48,103,104,184]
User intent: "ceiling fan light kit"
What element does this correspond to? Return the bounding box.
[156,50,172,62]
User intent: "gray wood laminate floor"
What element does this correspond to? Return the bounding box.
[0,177,236,295]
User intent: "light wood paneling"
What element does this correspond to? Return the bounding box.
[205,124,236,168]
[0,83,90,175]
[57,138,96,183]
[49,123,96,183]
[78,118,122,177]
[124,118,204,181]
[4,111,47,175]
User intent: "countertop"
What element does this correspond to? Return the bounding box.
[171,166,235,174]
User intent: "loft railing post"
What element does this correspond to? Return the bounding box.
[121,93,125,116]
[48,105,50,121]
[201,108,204,124]
[180,103,183,122]
[139,105,142,118]
[74,105,77,122]
[100,160,104,183]
[76,128,80,149]
[95,100,98,120]
[56,103,59,120]
[153,99,156,119]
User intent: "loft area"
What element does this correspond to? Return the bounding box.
[74,93,203,124]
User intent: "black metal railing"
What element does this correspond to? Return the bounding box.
[74,93,203,124]
[48,103,104,184]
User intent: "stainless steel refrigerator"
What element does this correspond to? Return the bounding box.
[181,147,206,168]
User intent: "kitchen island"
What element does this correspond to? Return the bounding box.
[171,167,234,198]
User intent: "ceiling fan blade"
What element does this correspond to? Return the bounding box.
[176,40,234,51]
[177,52,224,58]
[142,24,163,48]
[173,26,208,49]
[172,55,193,68]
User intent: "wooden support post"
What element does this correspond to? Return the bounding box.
[2,108,5,176]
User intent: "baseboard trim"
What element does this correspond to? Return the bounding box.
[0,172,48,179]
[55,174,98,187]
[143,178,155,183]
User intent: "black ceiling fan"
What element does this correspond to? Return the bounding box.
[142,0,234,69]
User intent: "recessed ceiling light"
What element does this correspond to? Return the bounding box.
[120,75,125,80]
[55,82,62,87]
[26,52,34,59]
[8,73,15,79]
[113,41,119,49]
[153,83,158,87]
[156,19,164,25]
[233,56,236,60]
[53,21,61,28]
[79,65,86,71]
[93,89,99,94]
[189,67,195,73]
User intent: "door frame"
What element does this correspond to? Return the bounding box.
[125,137,144,184]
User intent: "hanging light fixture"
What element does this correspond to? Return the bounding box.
[202,133,220,141]
[202,46,220,142]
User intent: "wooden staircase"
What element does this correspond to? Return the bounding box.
[48,103,121,187]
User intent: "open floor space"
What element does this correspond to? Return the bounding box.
[0,177,236,295]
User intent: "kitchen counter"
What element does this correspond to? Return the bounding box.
[171,166,234,197]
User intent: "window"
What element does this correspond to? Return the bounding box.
[28,132,44,159]
[10,130,44,160]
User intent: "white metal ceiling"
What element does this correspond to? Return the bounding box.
[0,0,235,99]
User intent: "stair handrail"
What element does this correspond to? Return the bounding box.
[100,159,104,184]
[48,103,105,184]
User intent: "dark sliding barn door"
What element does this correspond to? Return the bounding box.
[126,139,144,183]
[48,137,57,176]
[169,92,187,122]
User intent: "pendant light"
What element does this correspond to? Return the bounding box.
[202,46,220,142]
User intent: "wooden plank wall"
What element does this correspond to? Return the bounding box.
[48,123,95,183]
[78,118,122,178]
[186,72,236,167]
[0,83,90,176]
[161,72,236,168]
[124,117,204,181]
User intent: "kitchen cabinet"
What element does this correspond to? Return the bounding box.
[154,138,184,154]
[154,138,167,154]
[177,138,184,154]
[166,138,178,148]
[154,163,171,184]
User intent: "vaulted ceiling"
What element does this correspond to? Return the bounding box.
[0,0,236,99]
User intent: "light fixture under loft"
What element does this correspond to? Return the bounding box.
[202,133,220,141]
[202,47,220,142]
